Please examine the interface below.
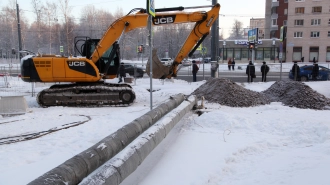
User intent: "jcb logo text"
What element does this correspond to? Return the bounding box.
[153,15,176,25]
[68,61,85,66]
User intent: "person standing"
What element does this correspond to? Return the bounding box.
[117,62,126,83]
[246,61,255,82]
[192,60,199,82]
[311,62,319,81]
[260,61,270,82]
[312,57,316,63]
[291,61,300,81]
[301,56,304,63]
[227,58,232,71]
[232,58,236,71]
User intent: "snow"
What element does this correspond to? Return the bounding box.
[0,62,330,185]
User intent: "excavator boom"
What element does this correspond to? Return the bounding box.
[92,4,221,79]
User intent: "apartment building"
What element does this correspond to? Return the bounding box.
[265,0,288,39]
[250,18,265,40]
[286,0,330,62]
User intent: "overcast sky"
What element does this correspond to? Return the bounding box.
[11,0,265,38]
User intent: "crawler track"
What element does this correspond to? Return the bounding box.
[37,82,136,107]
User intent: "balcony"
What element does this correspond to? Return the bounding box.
[271,1,279,7]
[271,13,278,19]
[270,25,278,31]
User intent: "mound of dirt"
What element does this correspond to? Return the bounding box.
[262,80,330,110]
[191,78,270,107]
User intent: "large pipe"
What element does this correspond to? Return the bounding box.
[28,94,191,185]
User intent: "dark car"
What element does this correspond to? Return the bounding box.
[289,65,330,81]
[123,64,145,78]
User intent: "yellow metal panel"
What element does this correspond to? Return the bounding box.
[34,57,53,81]
[53,58,66,78]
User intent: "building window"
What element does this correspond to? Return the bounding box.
[293,47,302,62]
[326,47,330,62]
[272,19,277,25]
[295,7,305,13]
[294,32,303,38]
[295,0,304,1]
[283,20,287,26]
[284,9,288,15]
[309,47,319,62]
[311,19,321,25]
[328,19,330,25]
[328,31,330,37]
[294,19,304,26]
[311,31,320,37]
[312,6,322,13]
[284,0,288,2]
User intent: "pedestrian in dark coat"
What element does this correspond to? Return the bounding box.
[246,61,255,82]
[312,57,316,63]
[291,61,300,81]
[311,62,319,81]
[301,56,304,62]
[232,58,236,71]
[117,62,126,83]
[192,60,199,82]
[260,61,270,82]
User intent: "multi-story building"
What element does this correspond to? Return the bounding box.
[265,0,288,39]
[249,18,265,40]
[286,0,330,62]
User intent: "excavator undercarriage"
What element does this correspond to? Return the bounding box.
[37,82,135,107]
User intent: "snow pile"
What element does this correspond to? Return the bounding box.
[191,78,270,107]
[262,80,330,110]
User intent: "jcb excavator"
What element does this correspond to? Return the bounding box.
[20,3,220,107]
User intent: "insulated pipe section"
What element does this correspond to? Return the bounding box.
[80,95,198,185]
[28,94,187,185]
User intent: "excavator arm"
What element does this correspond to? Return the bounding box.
[91,4,221,78]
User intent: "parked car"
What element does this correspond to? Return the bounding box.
[182,59,192,66]
[289,64,330,81]
[203,57,211,63]
[160,58,173,66]
[123,64,145,78]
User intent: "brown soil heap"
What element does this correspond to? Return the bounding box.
[191,78,270,107]
[191,78,330,110]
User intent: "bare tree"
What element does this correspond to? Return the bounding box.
[44,1,58,54]
[31,0,45,52]
[228,19,244,40]
[58,0,75,55]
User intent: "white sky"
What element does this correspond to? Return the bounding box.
[11,0,266,38]
[0,61,330,184]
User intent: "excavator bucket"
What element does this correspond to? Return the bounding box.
[146,49,171,79]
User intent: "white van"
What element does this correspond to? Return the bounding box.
[160,58,173,66]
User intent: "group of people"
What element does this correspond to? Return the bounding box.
[245,61,270,82]
[227,58,236,71]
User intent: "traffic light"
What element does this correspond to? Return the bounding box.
[137,45,144,53]
[248,42,255,50]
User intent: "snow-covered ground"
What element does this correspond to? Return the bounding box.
[0,60,330,185]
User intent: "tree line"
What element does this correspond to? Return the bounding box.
[1,0,245,61]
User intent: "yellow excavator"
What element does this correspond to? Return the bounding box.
[20,3,220,107]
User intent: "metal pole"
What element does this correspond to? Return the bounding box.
[211,0,218,62]
[273,45,275,63]
[148,15,153,110]
[16,3,22,59]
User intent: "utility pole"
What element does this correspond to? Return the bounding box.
[211,0,219,62]
[16,3,22,59]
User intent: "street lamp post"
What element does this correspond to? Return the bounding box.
[272,38,276,63]
[222,40,226,63]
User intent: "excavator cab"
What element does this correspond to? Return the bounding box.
[74,36,120,79]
